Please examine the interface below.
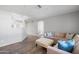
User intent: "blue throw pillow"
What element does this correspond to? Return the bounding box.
[58,39,75,53]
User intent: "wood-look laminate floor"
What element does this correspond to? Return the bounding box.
[0,35,46,54]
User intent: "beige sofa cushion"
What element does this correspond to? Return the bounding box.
[55,33,66,38]
[72,34,79,54]
[72,41,79,54]
[47,46,70,54]
[53,33,66,42]
[73,34,79,43]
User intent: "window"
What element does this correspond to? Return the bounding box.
[38,21,44,35]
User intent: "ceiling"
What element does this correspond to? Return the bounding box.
[0,5,79,21]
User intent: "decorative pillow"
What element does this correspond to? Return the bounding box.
[66,33,76,39]
[58,39,75,53]
[44,32,55,38]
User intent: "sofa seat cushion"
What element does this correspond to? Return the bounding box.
[47,46,70,54]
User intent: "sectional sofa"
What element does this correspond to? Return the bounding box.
[46,32,79,54]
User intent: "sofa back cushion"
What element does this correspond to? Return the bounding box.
[73,34,79,43]
[54,33,66,40]
[72,41,79,54]
[72,35,79,54]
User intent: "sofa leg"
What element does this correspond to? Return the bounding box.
[35,43,37,47]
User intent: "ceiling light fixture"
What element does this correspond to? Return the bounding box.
[37,5,42,8]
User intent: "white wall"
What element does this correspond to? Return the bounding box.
[0,11,26,47]
[44,11,79,32]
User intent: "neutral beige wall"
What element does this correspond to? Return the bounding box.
[25,11,79,35]
[44,11,79,32]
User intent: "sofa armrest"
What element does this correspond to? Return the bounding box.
[47,46,71,54]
